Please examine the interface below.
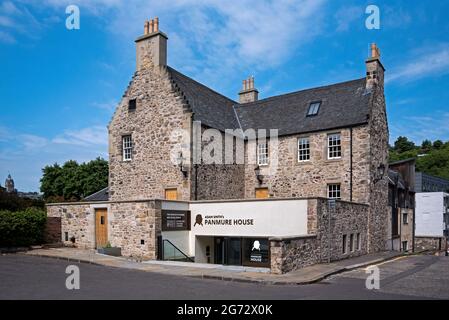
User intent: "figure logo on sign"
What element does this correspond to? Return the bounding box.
[252,240,261,251]
[194,214,203,226]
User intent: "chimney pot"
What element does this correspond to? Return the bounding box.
[154,17,159,32]
[238,76,258,103]
[144,21,149,35]
[150,19,154,33]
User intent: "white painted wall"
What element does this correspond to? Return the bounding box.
[416,192,445,237]
[190,199,308,238]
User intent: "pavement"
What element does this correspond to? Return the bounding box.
[24,247,403,285]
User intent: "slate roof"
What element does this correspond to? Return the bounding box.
[167,67,372,137]
[83,187,109,202]
[168,67,239,131]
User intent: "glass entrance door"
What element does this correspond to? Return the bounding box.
[226,237,242,266]
[214,237,242,266]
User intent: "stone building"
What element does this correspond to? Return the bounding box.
[4,174,16,193]
[47,19,390,273]
[387,159,416,252]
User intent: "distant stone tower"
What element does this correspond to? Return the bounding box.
[5,174,15,193]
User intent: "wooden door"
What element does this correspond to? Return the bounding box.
[165,188,178,200]
[255,188,269,199]
[95,208,108,248]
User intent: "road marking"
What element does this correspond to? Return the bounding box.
[362,256,409,270]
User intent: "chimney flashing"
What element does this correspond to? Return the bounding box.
[135,31,168,43]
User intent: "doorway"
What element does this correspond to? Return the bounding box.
[95,208,108,248]
[214,237,241,266]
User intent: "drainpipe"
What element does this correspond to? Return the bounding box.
[350,127,353,202]
[191,112,198,200]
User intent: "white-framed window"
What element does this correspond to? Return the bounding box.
[307,101,321,116]
[402,211,409,225]
[328,183,341,199]
[327,133,341,159]
[257,142,268,166]
[298,137,310,162]
[122,135,133,161]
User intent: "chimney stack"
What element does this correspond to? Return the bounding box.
[365,43,385,89]
[238,76,259,103]
[135,17,168,70]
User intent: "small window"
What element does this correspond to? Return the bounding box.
[328,184,341,200]
[403,212,408,225]
[122,135,133,161]
[64,232,69,241]
[100,216,105,225]
[257,142,268,166]
[307,101,321,116]
[402,241,408,252]
[356,233,361,250]
[342,234,347,254]
[255,188,269,199]
[328,133,341,159]
[298,137,310,162]
[141,239,145,245]
[128,99,136,111]
[350,234,354,252]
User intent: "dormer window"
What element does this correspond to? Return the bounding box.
[128,99,136,111]
[307,101,321,116]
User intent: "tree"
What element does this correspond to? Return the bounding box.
[433,140,443,150]
[40,158,108,202]
[420,139,432,153]
[393,136,416,153]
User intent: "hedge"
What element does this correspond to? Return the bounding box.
[0,208,47,247]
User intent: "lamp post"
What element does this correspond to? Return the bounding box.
[254,165,263,184]
[373,163,386,184]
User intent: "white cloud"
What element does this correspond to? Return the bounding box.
[91,100,117,112]
[390,111,449,144]
[0,125,108,191]
[52,126,108,146]
[334,5,362,32]
[387,44,449,84]
[22,0,327,94]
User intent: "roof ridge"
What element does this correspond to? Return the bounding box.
[235,77,367,108]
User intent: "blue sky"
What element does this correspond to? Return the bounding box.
[1,0,449,192]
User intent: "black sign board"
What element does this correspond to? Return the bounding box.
[161,210,191,231]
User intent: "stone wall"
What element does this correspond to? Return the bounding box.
[366,81,389,253]
[109,200,161,259]
[270,235,320,274]
[108,65,192,202]
[270,198,369,274]
[415,236,445,252]
[47,203,94,249]
[46,200,161,259]
[194,128,245,200]
[242,126,371,204]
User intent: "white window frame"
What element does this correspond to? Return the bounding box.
[257,142,268,166]
[328,183,341,200]
[122,135,133,161]
[327,133,342,159]
[298,137,310,162]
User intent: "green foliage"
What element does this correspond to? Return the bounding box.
[0,190,45,211]
[393,136,416,153]
[390,137,449,180]
[0,208,47,247]
[40,157,108,202]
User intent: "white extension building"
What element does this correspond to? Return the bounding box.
[415,192,449,251]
